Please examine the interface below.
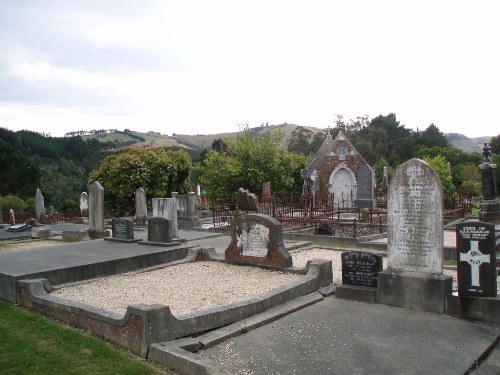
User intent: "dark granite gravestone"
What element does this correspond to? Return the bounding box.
[112,218,134,240]
[354,164,376,208]
[456,222,497,297]
[341,251,382,288]
[148,217,173,243]
[225,214,292,269]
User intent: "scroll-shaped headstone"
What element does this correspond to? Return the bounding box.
[225,214,292,269]
[235,188,259,212]
[80,192,88,216]
[456,222,497,297]
[342,251,382,288]
[387,158,443,274]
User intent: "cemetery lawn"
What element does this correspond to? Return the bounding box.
[0,300,170,375]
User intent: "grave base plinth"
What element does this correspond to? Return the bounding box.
[335,284,377,303]
[87,230,109,240]
[377,270,452,314]
[445,294,500,323]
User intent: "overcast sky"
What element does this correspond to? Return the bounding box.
[0,1,499,138]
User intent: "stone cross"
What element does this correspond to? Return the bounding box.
[459,241,490,287]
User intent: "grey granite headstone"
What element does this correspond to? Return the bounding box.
[88,181,105,239]
[354,164,376,208]
[341,251,382,288]
[387,158,443,273]
[456,222,497,297]
[134,188,147,225]
[152,198,179,239]
[147,217,173,243]
[35,188,45,222]
[225,214,292,269]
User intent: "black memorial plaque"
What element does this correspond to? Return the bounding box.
[112,217,134,240]
[341,251,382,288]
[456,222,497,297]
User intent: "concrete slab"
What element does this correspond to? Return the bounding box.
[200,297,500,375]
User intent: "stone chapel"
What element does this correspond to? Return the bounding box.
[301,131,376,208]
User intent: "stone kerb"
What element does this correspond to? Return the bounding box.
[225,214,293,269]
[377,158,452,314]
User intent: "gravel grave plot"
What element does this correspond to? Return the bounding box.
[0,239,64,253]
[52,261,305,316]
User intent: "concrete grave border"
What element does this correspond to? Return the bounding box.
[17,247,333,358]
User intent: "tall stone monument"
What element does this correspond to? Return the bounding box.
[479,143,500,224]
[377,158,452,313]
[35,188,45,223]
[88,181,105,239]
[134,188,147,225]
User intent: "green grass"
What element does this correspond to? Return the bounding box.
[0,300,171,375]
[471,207,480,217]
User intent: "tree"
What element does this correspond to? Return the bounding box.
[419,124,448,148]
[490,134,500,154]
[422,155,455,206]
[88,148,192,215]
[287,126,313,155]
[196,130,309,199]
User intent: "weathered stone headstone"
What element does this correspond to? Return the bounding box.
[35,188,45,223]
[134,188,147,225]
[341,251,382,288]
[381,166,389,192]
[225,214,292,269]
[112,217,134,240]
[235,188,259,212]
[9,208,15,225]
[88,181,105,239]
[147,217,173,243]
[456,222,497,297]
[377,158,452,313]
[354,164,376,208]
[387,159,443,273]
[152,198,178,239]
[80,192,89,216]
[177,192,200,230]
[261,181,273,203]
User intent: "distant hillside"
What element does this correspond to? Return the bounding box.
[81,126,492,155]
[445,133,491,153]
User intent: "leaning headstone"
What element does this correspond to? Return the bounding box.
[456,222,497,297]
[235,188,260,212]
[336,251,383,303]
[80,192,89,216]
[105,217,141,243]
[88,181,105,239]
[134,188,147,225]
[35,188,45,223]
[152,198,179,239]
[354,164,376,208]
[377,158,452,313]
[225,213,292,269]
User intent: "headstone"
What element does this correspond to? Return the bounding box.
[111,217,134,240]
[235,188,259,212]
[9,209,15,225]
[88,181,105,239]
[387,158,443,273]
[225,214,293,269]
[378,158,452,314]
[456,222,497,297]
[479,143,500,224]
[261,181,273,203]
[80,192,89,216]
[380,166,389,192]
[341,251,383,288]
[152,198,179,239]
[35,188,45,223]
[354,164,376,208]
[134,188,147,225]
[147,217,173,243]
[196,184,201,197]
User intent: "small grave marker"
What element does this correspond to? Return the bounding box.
[341,251,382,288]
[456,222,497,297]
[112,218,134,240]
